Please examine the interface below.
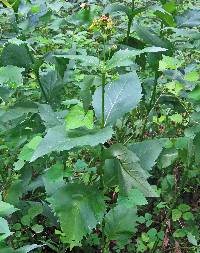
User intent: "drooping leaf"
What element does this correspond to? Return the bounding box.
[152,5,176,27]
[48,183,106,249]
[128,139,167,171]
[107,47,167,70]
[31,125,113,161]
[79,75,95,112]
[39,70,63,101]
[135,24,173,50]
[92,72,142,126]
[65,105,93,130]
[104,144,158,197]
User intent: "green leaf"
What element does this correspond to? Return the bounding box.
[187,233,198,246]
[38,104,67,129]
[79,76,94,112]
[31,224,43,234]
[152,5,176,27]
[28,204,43,219]
[39,70,63,101]
[42,162,65,195]
[104,205,138,246]
[107,47,167,70]
[0,66,24,86]
[172,209,182,221]
[1,43,33,69]
[15,136,42,170]
[173,228,186,238]
[188,85,200,101]
[178,204,190,212]
[0,217,12,241]
[159,56,183,71]
[65,105,93,130]
[182,212,194,221]
[104,3,130,16]
[15,244,44,253]
[92,72,142,126]
[176,9,200,28]
[184,71,199,82]
[135,24,172,49]
[128,139,167,171]
[159,148,178,168]
[104,144,158,197]
[0,200,18,217]
[31,125,113,161]
[117,189,148,207]
[48,183,106,249]
[54,54,99,68]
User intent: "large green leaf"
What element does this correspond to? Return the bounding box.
[39,70,63,101]
[31,125,113,161]
[48,183,106,249]
[103,144,158,197]
[0,66,24,86]
[38,104,67,129]
[104,205,138,245]
[176,9,200,28]
[0,43,33,69]
[128,139,167,171]
[107,47,167,70]
[152,5,176,27]
[92,72,142,126]
[135,24,172,50]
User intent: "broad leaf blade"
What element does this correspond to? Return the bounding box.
[128,139,167,171]
[48,183,106,249]
[31,125,113,161]
[92,72,142,126]
[104,144,158,197]
[104,205,138,245]
[107,47,167,69]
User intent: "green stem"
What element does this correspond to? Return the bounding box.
[140,70,159,140]
[35,71,49,103]
[126,17,133,44]
[101,72,106,128]
[126,0,135,43]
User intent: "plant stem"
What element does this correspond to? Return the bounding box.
[140,69,159,140]
[126,17,133,44]
[101,72,106,128]
[126,0,135,43]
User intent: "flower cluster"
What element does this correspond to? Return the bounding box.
[89,15,114,35]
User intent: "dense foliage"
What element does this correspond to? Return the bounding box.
[0,0,200,252]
